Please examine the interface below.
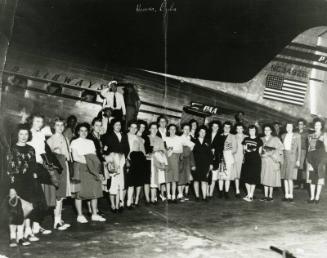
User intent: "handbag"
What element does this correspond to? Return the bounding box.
[64,137,75,178]
[19,197,34,218]
[41,154,60,187]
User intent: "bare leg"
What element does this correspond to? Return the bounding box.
[245,183,250,197]
[87,201,92,214]
[209,180,217,196]
[185,185,190,195]
[284,180,289,198]
[151,188,157,202]
[110,195,116,209]
[289,180,294,198]
[166,183,171,199]
[144,184,150,202]
[90,199,98,215]
[75,199,83,216]
[9,225,17,240]
[250,185,256,198]
[193,181,199,198]
[225,180,230,192]
[201,181,208,199]
[127,186,134,207]
[269,187,273,198]
[115,192,120,209]
[135,186,142,205]
[315,184,323,200]
[172,182,177,199]
[264,186,269,197]
[310,184,316,200]
[218,180,224,191]
[235,179,240,194]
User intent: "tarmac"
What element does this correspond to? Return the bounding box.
[0,187,327,258]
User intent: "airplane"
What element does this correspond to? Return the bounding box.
[1,26,327,146]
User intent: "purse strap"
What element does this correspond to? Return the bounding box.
[63,136,73,161]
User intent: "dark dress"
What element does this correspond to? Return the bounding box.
[241,137,263,184]
[207,133,222,170]
[192,138,213,182]
[7,144,47,223]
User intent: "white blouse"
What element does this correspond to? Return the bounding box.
[27,129,46,163]
[165,136,183,153]
[70,138,96,164]
[284,133,293,151]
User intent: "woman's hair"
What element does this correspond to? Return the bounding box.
[137,119,148,128]
[149,122,158,130]
[313,117,325,131]
[297,118,306,125]
[223,121,233,127]
[247,125,258,136]
[196,125,208,138]
[53,116,65,127]
[167,124,178,136]
[110,118,122,128]
[75,122,90,136]
[67,115,77,123]
[181,122,191,130]
[263,124,275,136]
[16,123,32,142]
[209,120,221,129]
[91,117,102,126]
[128,120,138,129]
[233,122,245,133]
[157,115,168,125]
[26,113,44,127]
[189,119,198,128]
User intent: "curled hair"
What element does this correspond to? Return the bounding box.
[247,125,258,137]
[16,123,32,142]
[137,119,148,128]
[67,115,77,123]
[234,122,245,133]
[27,113,44,127]
[223,121,233,127]
[196,125,208,138]
[110,118,122,128]
[75,122,91,136]
[181,122,191,129]
[148,122,158,130]
[157,115,168,125]
[167,123,179,136]
[263,123,275,136]
[313,117,325,131]
[91,117,102,126]
[189,119,199,128]
[297,118,307,125]
[128,120,138,129]
[209,120,221,129]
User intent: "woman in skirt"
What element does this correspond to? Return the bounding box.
[7,124,47,245]
[233,123,247,198]
[101,119,130,212]
[306,118,327,203]
[47,117,71,230]
[241,125,263,202]
[192,126,213,201]
[281,122,301,202]
[189,119,199,142]
[144,122,167,204]
[70,123,105,223]
[27,114,53,237]
[260,124,284,201]
[178,123,195,201]
[165,124,183,202]
[217,121,237,199]
[126,121,146,208]
[297,119,308,189]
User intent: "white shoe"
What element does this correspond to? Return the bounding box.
[91,214,106,222]
[159,194,166,201]
[177,194,183,200]
[39,227,52,235]
[54,221,71,231]
[77,215,88,224]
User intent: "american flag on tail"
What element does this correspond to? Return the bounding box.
[263,74,307,106]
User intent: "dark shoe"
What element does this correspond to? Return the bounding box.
[145,201,150,206]
[195,197,200,202]
[235,193,241,199]
[18,239,31,246]
[9,239,18,247]
[260,197,267,202]
[202,198,208,202]
[127,205,134,210]
[224,192,230,200]
[288,198,294,203]
[267,197,274,202]
[315,199,320,204]
[118,207,124,213]
[307,199,314,204]
[111,208,117,213]
[282,197,289,202]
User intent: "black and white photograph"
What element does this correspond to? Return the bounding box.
[1,0,327,257]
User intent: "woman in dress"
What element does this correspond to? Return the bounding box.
[46,117,71,230]
[306,118,327,203]
[297,119,308,189]
[260,124,284,201]
[27,114,53,237]
[101,119,129,212]
[165,124,183,202]
[217,121,237,200]
[144,122,167,204]
[70,123,105,223]
[192,126,213,201]
[178,123,195,201]
[7,124,47,245]
[281,122,301,202]
[207,120,222,198]
[241,125,263,202]
[126,121,146,208]
[233,123,247,198]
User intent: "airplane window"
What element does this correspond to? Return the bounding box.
[81,89,97,103]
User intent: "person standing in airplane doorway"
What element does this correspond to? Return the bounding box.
[101,81,126,122]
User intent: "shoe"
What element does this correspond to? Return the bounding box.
[97,210,105,217]
[9,239,18,247]
[307,199,314,204]
[77,215,88,224]
[260,197,268,202]
[39,227,52,235]
[118,207,124,213]
[91,214,106,222]
[127,205,134,210]
[288,198,294,203]
[111,208,117,213]
[54,221,71,231]
[202,198,208,202]
[160,194,167,202]
[184,197,189,201]
[243,196,249,201]
[145,201,150,206]
[248,197,253,202]
[235,193,241,199]
[267,197,274,202]
[195,197,200,202]
[314,199,320,204]
[224,192,230,200]
[282,197,289,202]
[18,239,31,246]
[25,234,39,242]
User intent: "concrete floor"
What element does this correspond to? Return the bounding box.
[1,188,327,258]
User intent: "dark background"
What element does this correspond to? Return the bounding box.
[9,0,327,82]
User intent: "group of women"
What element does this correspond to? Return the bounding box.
[5,111,327,247]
